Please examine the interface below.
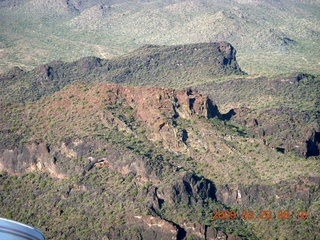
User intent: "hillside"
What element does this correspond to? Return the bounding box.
[194,73,320,158]
[0,42,243,103]
[0,81,319,239]
[0,0,320,75]
[0,3,320,237]
[1,42,318,158]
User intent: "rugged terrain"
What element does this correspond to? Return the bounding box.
[0,0,320,75]
[1,42,318,158]
[0,42,243,103]
[0,81,319,239]
[0,39,319,239]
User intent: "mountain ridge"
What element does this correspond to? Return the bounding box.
[0,41,243,103]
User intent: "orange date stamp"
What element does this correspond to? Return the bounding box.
[212,209,309,220]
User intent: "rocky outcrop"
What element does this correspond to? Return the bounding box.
[0,66,24,80]
[194,73,320,158]
[127,215,179,240]
[123,217,244,240]
[0,142,66,178]
[108,216,243,240]
[306,130,320,157]
[182,222,242,240]
[156,172,216,205]
[230,106,320,157]
[136,171,217,212]
[0,137,163,182]
[216,176,320,206]
[96,83,221,123]
[92,83,221,153]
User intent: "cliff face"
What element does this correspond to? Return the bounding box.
[100,84,221,152]
[0,142,64,178]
